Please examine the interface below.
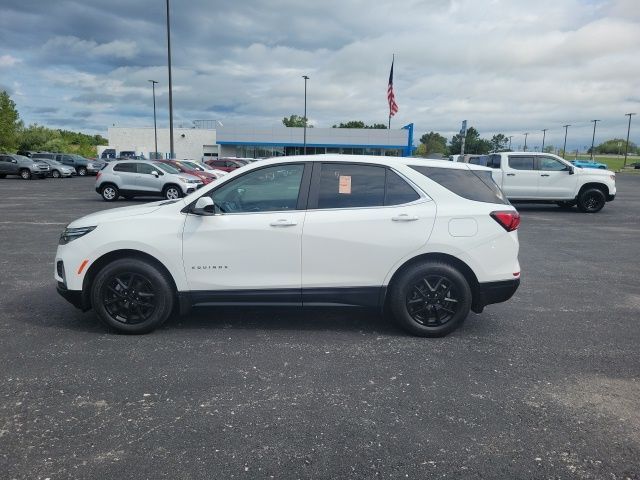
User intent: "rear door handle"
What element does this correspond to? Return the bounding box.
[540,174,550,177]
[270,219,297,227]
[392,214,419,222]
[506,173,516,176]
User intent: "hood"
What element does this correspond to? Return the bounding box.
[576,166,615,176]
[68,200,179,228]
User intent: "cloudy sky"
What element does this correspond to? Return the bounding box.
[1,0,639,150]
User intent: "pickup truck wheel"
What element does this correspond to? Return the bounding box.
[20,169,32,180]
[577,188,606,213]
[77,167,87,176]
[163,185,182,200]
[91,258,175,334]
[101,184,119,202]
[52,169,61,178]
[388,262,472,337]
[556,201,576,209]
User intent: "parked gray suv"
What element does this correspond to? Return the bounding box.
[95,160,203,201]
[0,154,50,179]
[33,153,104,176]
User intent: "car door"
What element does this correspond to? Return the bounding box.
[301,162,435,304]
[0,155,8,174]
[112,162,139,191]
[135,162,165,193]
[501,155,539,199]
[182,162,311,296]
[536,156,577,199]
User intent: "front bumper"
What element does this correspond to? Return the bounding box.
[57,282,87,311]
[607,193,615,202]
[472,278,520,313]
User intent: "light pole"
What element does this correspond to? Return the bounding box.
[562,124,570,158]
[590,119,600,160]
[624,113,636,168]
[148,80,159,159]
[166,0,175,158]
[541,128,548,151]
[508,135,513,150]
[523,133,529,151]
[302,75,309,155]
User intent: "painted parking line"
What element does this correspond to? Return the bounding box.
[0,221,67,225]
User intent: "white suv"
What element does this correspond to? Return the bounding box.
[56,155,521,336]
[95,160,203,201]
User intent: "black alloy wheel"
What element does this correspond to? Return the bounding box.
[577,188,606,213]
[101,272,157,325]
[406,275,460,327]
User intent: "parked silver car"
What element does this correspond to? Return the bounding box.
[0,154,50,179]
[95,160,203,201]
[35,158,76,178]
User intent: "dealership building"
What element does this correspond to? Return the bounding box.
[106,123,415,160]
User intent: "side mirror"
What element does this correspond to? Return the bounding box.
[568,167,574,175]
[12,159,17,164]
[192,196,216,216]
[151,170,160,177]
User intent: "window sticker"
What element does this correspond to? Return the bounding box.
[338,175,352,194]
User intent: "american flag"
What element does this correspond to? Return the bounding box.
[387,58,398,117]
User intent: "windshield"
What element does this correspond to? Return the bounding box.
[181,161,204,171]
[153,162,181,174]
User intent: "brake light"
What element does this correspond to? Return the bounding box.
[491,211,520,232]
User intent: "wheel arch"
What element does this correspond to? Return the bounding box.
[383,252,482,313]
[578,182,608,197]
[81,249,179,310]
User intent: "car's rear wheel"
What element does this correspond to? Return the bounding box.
[556,200,576,209]
[163,185,182,200]
[577,188,606,213]
[20,169,31,180]
[77,167,87,176]
[91,258,175,334]
[101,184,119,202]
[52,169,61,178]
[388,262,472,337]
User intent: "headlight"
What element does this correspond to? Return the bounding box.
[87,163,94,168]
[59,226,97,245]
[179,176,199,184]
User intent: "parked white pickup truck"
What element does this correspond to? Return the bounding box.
[474,152,616,213]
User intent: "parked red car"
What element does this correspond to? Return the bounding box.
[203,158,248,172]
[154,160,218,185]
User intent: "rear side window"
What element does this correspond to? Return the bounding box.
[410,166,508,205]
[385,169,420,205]
[113,163,137,173]
[317,164,386,209]
[508,156,535,170]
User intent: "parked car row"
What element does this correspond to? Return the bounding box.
[0,153,51,179]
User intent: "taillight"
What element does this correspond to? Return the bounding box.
[491,210,520,232]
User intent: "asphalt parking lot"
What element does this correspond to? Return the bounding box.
[1,175,639,479]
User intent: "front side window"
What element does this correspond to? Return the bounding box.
[508,156,535,170]
[538,156,568,171]
[210,164,305,213]
[137,163,158,175]
[317,163,386,209]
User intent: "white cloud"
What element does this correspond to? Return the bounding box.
[0,54,20,67]
[43,36,138,59]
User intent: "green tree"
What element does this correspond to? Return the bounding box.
[0,90,23,152]
[490,134,509,152]
[543,145,555,153]
[332,121,387,129]
[419,131,447,156]
[282,115,310,127]
[449,126,492,155]
[595,138,636,155]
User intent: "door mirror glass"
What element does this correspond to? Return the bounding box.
[192,196,215,215]
[151,170,160,177]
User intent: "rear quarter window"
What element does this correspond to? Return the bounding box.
[410,166,508,205]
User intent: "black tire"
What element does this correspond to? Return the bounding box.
[556,201,576,209]
[77,167,87,176]
[52,169,61,178]
[163,184,182,200]
[90,258,175,334]
[101,184,119,202]
[0,174,5,178]
[388,262,472,337]
[20,169,31,180]
[577,187,606,213]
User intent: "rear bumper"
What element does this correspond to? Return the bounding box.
[472,279,520,313]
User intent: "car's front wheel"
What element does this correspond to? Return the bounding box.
[388,262,472,337]
[577,187,606,213]
[163,185,182,200]
[90,258,175,334]
[52,169,61,178]
[101,184,119,202]
[20,169,31,180]
[77,167,87,176]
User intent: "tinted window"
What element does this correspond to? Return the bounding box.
[468,156,488,166]
[538,156,567,171]
[154,162,180,174]
[113,163,137,173]
[317,163,385,209]
[210,164,304,213]
[410,166,508,205]
[488,154,501,168]
[137,163,158,174]
[385,169,420,205]
[508,156,535,170]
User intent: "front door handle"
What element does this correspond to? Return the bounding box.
[392,214,419,222]
[270,219,297,227]
[540,174,550,177]
[506,173,516,176]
